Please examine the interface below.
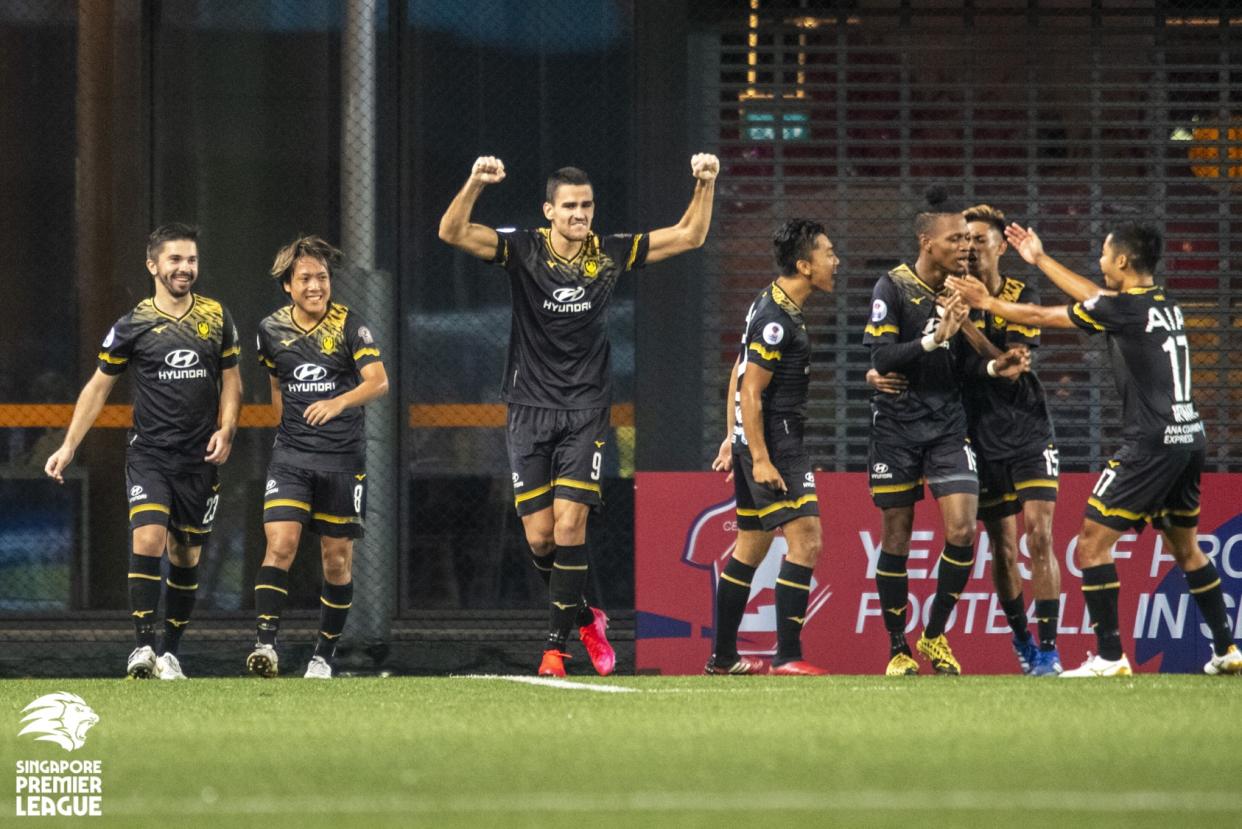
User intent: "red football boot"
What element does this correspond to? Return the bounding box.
[768,660,829,676]
[704,655,766,675]
[578,607,616,676]
[538,649,570,677]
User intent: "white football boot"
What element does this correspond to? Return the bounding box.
[304,655,333,679]
[1060,652,1132,678]
[126,645,157,679]
[246,643,279,678]
[1204,644,1242,676]
[156,652,187,680]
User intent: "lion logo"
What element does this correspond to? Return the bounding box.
[197,321,211,340]
[321,335,336,355]
[19,692,99,751]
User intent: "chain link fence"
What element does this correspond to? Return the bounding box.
[1,0,1239,675]
[695,0,1242,474]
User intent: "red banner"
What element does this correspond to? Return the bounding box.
[635,472,1242,674]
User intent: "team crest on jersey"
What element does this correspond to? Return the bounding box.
[583,258,599,278]
[762,323,784,345]
[871,299,887,322]
[196,321,210,340]
[321,336,336,355]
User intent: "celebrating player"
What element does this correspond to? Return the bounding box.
[438,152,718,676]
[45,223,242,680]
[869,204,1060,675]
[863,209,1026,676]
[948,223,1242,677]
[706,219,838,676]
[247,237,389,679]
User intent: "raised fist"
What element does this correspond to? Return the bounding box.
[691,153,720,182]
[470,156,506,185]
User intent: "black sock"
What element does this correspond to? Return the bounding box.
[547,544,589,651]
[254,565,290,647]
[875,551,910,657]
[162,563,199,656]
[575,599,596,629]
[925,543,973,639]
[1034,598,1060,651]
[128,553,162,648]
[712,557,757,663]
[314,581,353,659]
[1185,562,1235,657]
[774,560,814,664]
[529,550,553,586]
[1081,563,1122,661]
[1000,592,1030,641]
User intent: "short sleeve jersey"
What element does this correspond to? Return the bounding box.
[733,281,811,442]
[97,293,240,465]
[1069,286,1205,450]
[256,302,383,470]
[492,228,648,410]
[964,277,1056,459]
[862,264,963,421]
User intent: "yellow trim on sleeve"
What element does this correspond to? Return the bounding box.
[626,234,644,270]
[1006,323,1041,338]
[1072,304,1105,331]
[353,347,381,361]
[221,345,241,358]
[748,341,782,361]
[98,352,129,365]
[864,324,899,337]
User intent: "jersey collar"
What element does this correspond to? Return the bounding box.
[538,228,597,265]
[149,293,197,323]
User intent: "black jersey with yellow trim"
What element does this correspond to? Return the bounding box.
[733,281,811,442]
[863,264,964,421]
[964,276,1056,460]
[1069,285,1205,450]
[491,228,649,410]
[97,293,240,464]
[256,302,383,471]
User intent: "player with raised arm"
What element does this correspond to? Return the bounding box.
[863,209,1027,676]
[45,223,242,680]
[247,237,389,679]
[438,153,718,676]
[948,223,1242,677]
[706,219,838,676]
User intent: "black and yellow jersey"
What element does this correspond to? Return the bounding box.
[1069,286,1205,451]
[862,264,964,421]
[733,281,811,445]
[256,302,383,471]
[97,293,240,465]
[491,228,648,410]
[964,276,1056,460]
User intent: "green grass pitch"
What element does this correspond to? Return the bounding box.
[5,674,1240,828]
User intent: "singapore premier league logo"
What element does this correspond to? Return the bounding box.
[19,693,99,752]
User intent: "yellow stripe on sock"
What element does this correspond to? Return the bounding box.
[775,578,811,591]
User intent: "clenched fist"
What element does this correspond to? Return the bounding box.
[691,153,720,182]
[470,156,506,185]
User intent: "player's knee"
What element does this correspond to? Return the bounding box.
[264,539,298,569]
[944,521,975,547]
[553,514,587,546]
[131,525,167,557]
[526,534,555,557]
[1025,523,1053,561]
[321,542,353,582]
[789,533,822,567]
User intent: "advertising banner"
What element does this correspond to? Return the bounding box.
[635,472,1242,674]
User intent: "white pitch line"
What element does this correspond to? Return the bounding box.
[463,674,637,693]
[98,789,1241,817]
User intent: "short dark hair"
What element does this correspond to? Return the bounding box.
[1107,223,1162,275]
[146,223,199,261]
[773,218,827,276]
[914,212,962,238]
[270,235,342,284]
[963,204,1006,235]
[545,167,591,203]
